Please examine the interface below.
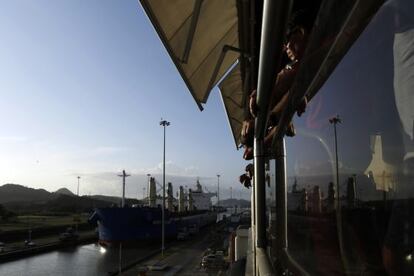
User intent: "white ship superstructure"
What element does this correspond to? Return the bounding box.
[189,179,216,211]
[364,134,398,192]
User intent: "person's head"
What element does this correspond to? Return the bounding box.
[285,26,308,61]
[285,8,318,60]
[245,163,254,178]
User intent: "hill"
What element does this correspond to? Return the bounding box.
[54,187,75,196]
[0,184,53,204]
[0,184,141,214]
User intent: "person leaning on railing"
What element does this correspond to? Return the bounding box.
[241,9,316,160]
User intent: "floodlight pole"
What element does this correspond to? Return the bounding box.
[146,173,151,199]
[160,119,170,257]
[329,115,341,209]
[118,170,131,208]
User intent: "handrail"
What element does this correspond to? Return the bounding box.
[254,0,292,139]
[254,0,292,250]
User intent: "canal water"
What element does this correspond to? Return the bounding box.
[0,243,157,276]
[0,212,237,275]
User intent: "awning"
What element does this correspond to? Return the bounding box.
[219,63,245,148]
[140,0,241,110]
[140,0,384,148]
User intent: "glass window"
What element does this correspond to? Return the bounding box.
[286,1,414,275]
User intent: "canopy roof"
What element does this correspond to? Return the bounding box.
[219,63,245,147]
[140,0,240,110]
[140,0,384,147]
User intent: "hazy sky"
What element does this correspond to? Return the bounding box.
[0,0,248,199]
[0,1,409,201]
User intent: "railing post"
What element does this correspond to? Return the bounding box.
[253,0,292,250]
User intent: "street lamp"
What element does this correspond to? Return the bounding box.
[329,115,341,209]
[117,170,131,208]
[160,119,170,257]
[329,114,348,267]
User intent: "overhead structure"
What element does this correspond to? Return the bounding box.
[139,0,386,274]
[219,63,245,147]
[140,0,240,110]
[141,0,383,148]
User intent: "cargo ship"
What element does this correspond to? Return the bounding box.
[89,178,218,246]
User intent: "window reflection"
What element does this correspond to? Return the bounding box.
[284,0,414,275]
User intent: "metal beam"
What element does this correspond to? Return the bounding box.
[181,0,204,63]
[206,45,246,102]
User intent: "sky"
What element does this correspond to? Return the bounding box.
[0,1,411,201]
[0,0,249,200]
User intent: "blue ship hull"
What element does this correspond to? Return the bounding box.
[89,207,217,245]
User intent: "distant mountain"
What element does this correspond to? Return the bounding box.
[0,184,141,214]
[55,187,75,196]
[0,184,53,204]
[4,194,113,214]
[219,198,250,208]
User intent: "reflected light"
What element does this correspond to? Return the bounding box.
[99,246,107,254]
[406,254,412,262]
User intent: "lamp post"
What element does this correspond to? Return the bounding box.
[77,176,81,197]
[160,119,170,257]
[329,115,341,209]
[329,114,349,270]
[146,173,151,202]
[117,170,130,208]
[217,174,220,207]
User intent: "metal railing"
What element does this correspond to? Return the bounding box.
[253,0,292,274]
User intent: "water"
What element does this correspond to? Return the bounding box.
[0,212,235,276]
[0,243,157,276]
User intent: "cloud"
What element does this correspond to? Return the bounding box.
[294,159,359,177]
[132,160,200,177]
[92,146,130,155]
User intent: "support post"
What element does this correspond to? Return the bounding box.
[254,0,292,249]
[275,138,287,255]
